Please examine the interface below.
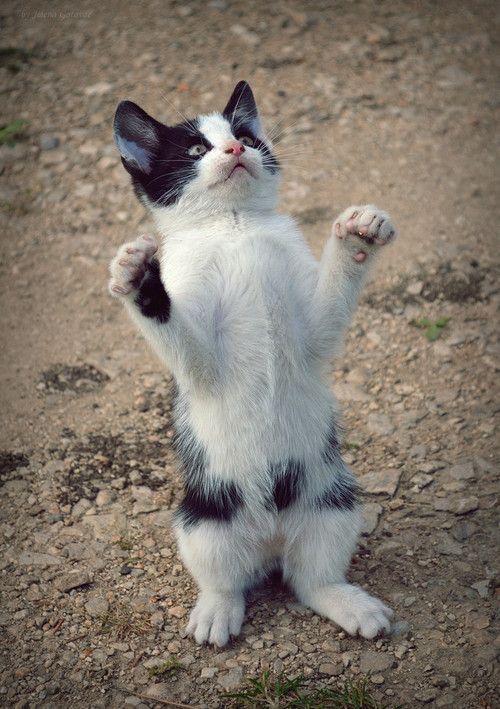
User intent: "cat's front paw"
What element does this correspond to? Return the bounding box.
[108,234,158,297]
[334,205,396,263]
[186,592,245,647]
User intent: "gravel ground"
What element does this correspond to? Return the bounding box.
[1,1,499,707]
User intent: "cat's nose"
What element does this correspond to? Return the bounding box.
[223,140,245,156]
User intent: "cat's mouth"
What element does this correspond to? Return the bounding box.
[226,161,253,180]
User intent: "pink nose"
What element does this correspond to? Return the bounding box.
[223,140,245,156]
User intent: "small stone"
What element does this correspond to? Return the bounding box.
[451,520,476,541]
[447,462,476,481]
[168,605,187,619]
[454,496,479,515]
[371,674,385,685]
[404,596,417,607]
[361,502,383,534]
[55,569,93,592]
[360,651,393,673]
[18,551,62,567]
[367,413,395,436]
[406,280,424,295]
[84,597,109,618]
[150,611,164,628]
[71,499,92,518]
[361,469,402,496]
[84,81,113,96]
[218,666,244,690]
[319,663,342,676]
[39,134,60,151]
[410,473,433,490]
[230,24,260,46]
[470,580,491,598]
[201,667,218,679]
[95,490,116,507]
[414,688,438,703]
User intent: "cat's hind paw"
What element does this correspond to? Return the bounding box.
[108,234,158,297]
[334,205,396,263]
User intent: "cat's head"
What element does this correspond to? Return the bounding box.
[113,81,280,217]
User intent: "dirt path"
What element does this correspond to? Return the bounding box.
[0,1,498,707]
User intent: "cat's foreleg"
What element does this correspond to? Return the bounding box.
[109,235,219,386]
[311,205,396,359]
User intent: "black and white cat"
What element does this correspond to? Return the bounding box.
[109,81,395,647]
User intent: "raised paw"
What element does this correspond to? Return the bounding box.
[302,583,393,640]
[334,205,396,263]
[108,234,158,297]
[186,592,245,647]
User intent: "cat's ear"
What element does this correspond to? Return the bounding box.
[223,81,266,140]
[113,101,162,174]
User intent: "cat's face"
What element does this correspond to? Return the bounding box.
[114,81,280,215]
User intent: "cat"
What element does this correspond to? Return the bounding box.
[109,81,395,647]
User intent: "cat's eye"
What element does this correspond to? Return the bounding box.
[239,136,255,147]
[188,144,208,157]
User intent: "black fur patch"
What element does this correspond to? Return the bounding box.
[316,472,360,511]
[176,479,243,529]
[322,418,341,465]
[270,459,305,511]
[134,258,170,323]
[114,101,210,207]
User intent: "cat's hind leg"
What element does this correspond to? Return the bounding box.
[175,501,269,647]
[282,476,393,639]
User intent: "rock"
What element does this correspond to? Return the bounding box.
[55,569,93,592]
[361,469,402,496]
[410,473,433,490]
[335,383,369,402]
[95,490,116,507]
[406,280,424,295]
[451,520,476,541]
[361,502,383,534]
[435,533,462,556]
[218,666,244,691]
[447,461,476,481]
[470,580,491,598]
[149,611,164,628]
[144,683,171,700]
[230,24,260,46]
[371,674,385,684]
[18,551,62,567]
[168,606,187,619]
[319,663,343,676]
[83,511,127,540]
[414,688,438,703]
[360,651,393,673]
[71,499,92,518]
[367,413,395,436]
[201,666,218,679]
[454,496,479,515]
[39,134,60,151]
[83,81,113,96]
[84,598,109,618]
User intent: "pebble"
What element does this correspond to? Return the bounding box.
[55,570,93,592]
[168,606,187,619]
[361,502,383,534]
[361,468,402,496]
[454,496,479,515]
[39,134,60,151]
[360,651,393,673]
[201,666,218,679]
[84,598,109,618]
[319,663,343,676]
[367,413,395,436]
[217,666,244,690]
[414,688,439,703]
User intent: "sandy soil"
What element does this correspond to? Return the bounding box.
[0,1,499,707]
